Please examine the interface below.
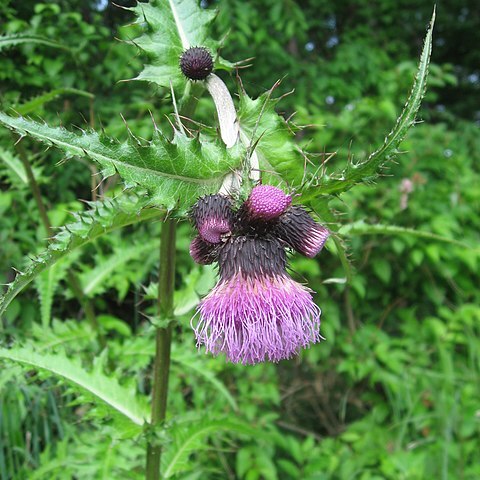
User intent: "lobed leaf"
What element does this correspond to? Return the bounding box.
[35,258,73,328]
[302,9,435,206]
[80,240,158,297]
[0,112,243,212]
[0,195,162,317]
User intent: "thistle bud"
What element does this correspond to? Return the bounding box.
[179,46,214,81]
[245,185,292,221]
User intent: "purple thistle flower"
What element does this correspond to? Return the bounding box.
[190,185,330,364]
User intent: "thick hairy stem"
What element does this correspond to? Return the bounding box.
[146,219,176,480]
[14,135,100,335]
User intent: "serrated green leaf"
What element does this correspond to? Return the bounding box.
[162,416,256,478]
[35,257,74,327]
[237,90,306,189]
[0,195,162,317]
[0,33,71,52]
[302,10,435,206]
[0,347,149,434]
[31,319,94,352]
[80,240,157,297]
[129,0,219,89]
[0,113,243,211]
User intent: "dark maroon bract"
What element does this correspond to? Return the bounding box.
[190,185,330,364]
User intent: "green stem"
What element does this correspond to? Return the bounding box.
[146,219,176,480]
[16,138,53,238]
[145,86,200,480]
[14,135,101,336]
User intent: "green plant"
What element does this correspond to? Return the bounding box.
[1,2,478,479]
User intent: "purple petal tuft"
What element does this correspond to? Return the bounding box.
[192,273,322,364]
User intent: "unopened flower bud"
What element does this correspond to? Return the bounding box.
[180,46,214,81]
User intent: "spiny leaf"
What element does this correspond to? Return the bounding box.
[339,220,472,249]
[0,33,71,52]
[0,347,149,435]
[15,88,94,116]
[128,0,220,89]
[0,195,162,317]
[302,10,435,206]
[237,89,306,189]
[0,112,243,212]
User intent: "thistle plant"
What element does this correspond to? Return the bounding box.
[0,1,447,479]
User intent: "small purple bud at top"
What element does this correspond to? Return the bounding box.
[276,206,330,258]
[191,194,234,244]
[180,47,214,81]
[190,236,218,265]
[245,185,292,221]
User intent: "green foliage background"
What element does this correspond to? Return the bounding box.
[0,0,479,479]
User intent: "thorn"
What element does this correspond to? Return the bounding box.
[148,110,159,133]
[164,114,177,135]
[170,80,185,135]
[120,113,136,141]
[14,135,25,146]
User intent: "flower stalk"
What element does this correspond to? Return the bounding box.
[146,218,176,480]
[145,87,200,480]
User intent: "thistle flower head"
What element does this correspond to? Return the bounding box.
[189,188,330,364]
[180,46,214,81]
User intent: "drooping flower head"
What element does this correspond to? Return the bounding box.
[190,185,330,364]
